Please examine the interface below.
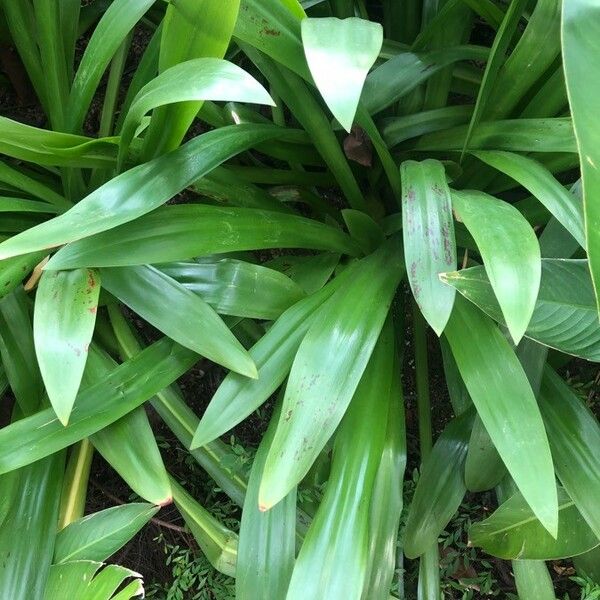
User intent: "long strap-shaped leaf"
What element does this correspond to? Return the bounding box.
[101,265,257,378]
[473,150,585,248]
[562,0,600,316]
[141,0,241,158]
[451,189,540,344]
[34,268,100,425]
[259,236,404,509]
[66,0,156,132]
[461,0,529,155]
[444,296,558,536]
[236,401,296,600]
[191,269,349,449]
[0,124,288,261]
[45,205,360,270]
[403,409,474,558]
[0,338,198,475]
[401,159,456,335]
[0,453,64,600]
[539,367,600,540]
[285,320,393,600]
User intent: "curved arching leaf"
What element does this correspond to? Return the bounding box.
[444,296,558,536]
[259,237,404,510]
[46,205,360,270]
[119,58,274,165]
[473,150,585,248]
[470,487,599,560]
[451,189,541,344]
[562,0,600,315]
[54,504,159,564]
[100,265,257,378]
[0,124,287,261]
[441,260,600,361]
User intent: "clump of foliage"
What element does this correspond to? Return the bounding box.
[0,0,599,599]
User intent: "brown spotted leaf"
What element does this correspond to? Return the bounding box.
[33,268,100,425]
[401,159,456,335]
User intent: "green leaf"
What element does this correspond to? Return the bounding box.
[66,0,155,133]
[301,17,382,132]
[470,487,599,560]
[83,343,172,506]
[451,189,541,344]
[0,338,198,475]
[0,251,46,302]
[0,124,287,261]
[0,116,118,168]
[404,410,474,559]
[46,205,360,270]
[101,265,256,378]
[141,0,241,157]
[0,287,44,416]
[444,296,558,536]
[43,561,144,600]
[33,268,100,425]
[464,415,505,493]
[362,47,487,116]
[401,159,456,335]
[234,0,308,79]
[285,319,393,599]
[119,58,274,166]
[236,402,296,600]
[512,560,558,600]
[473,150,585,248]
[441,260,600,360]
[362,364,406,600]
[55,504,159,564]
[171,478,238,576]
[539,367,600,539]
[0,454,64,600]
[413,118,576,153]
[562,0,600,316]
[157,258,306,320]
[462,0,528,154]
[342,210,384,256]
[191,270,349,449]
[259,237,404,509]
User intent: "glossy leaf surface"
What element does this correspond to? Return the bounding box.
[442,260,600,360]
[259,238,404,509]
[55,503,159,564]
[401,159,456,335]
[101,265,257,378]
[33,268,100,425]
[301,17,382,131]
[444,296,557,536]
[451,189,540,343]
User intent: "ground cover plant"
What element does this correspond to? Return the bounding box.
[0,0,599,598]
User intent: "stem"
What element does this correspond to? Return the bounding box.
[412,301,440,600]
[413,302,432,460]
[58,439,94,530]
